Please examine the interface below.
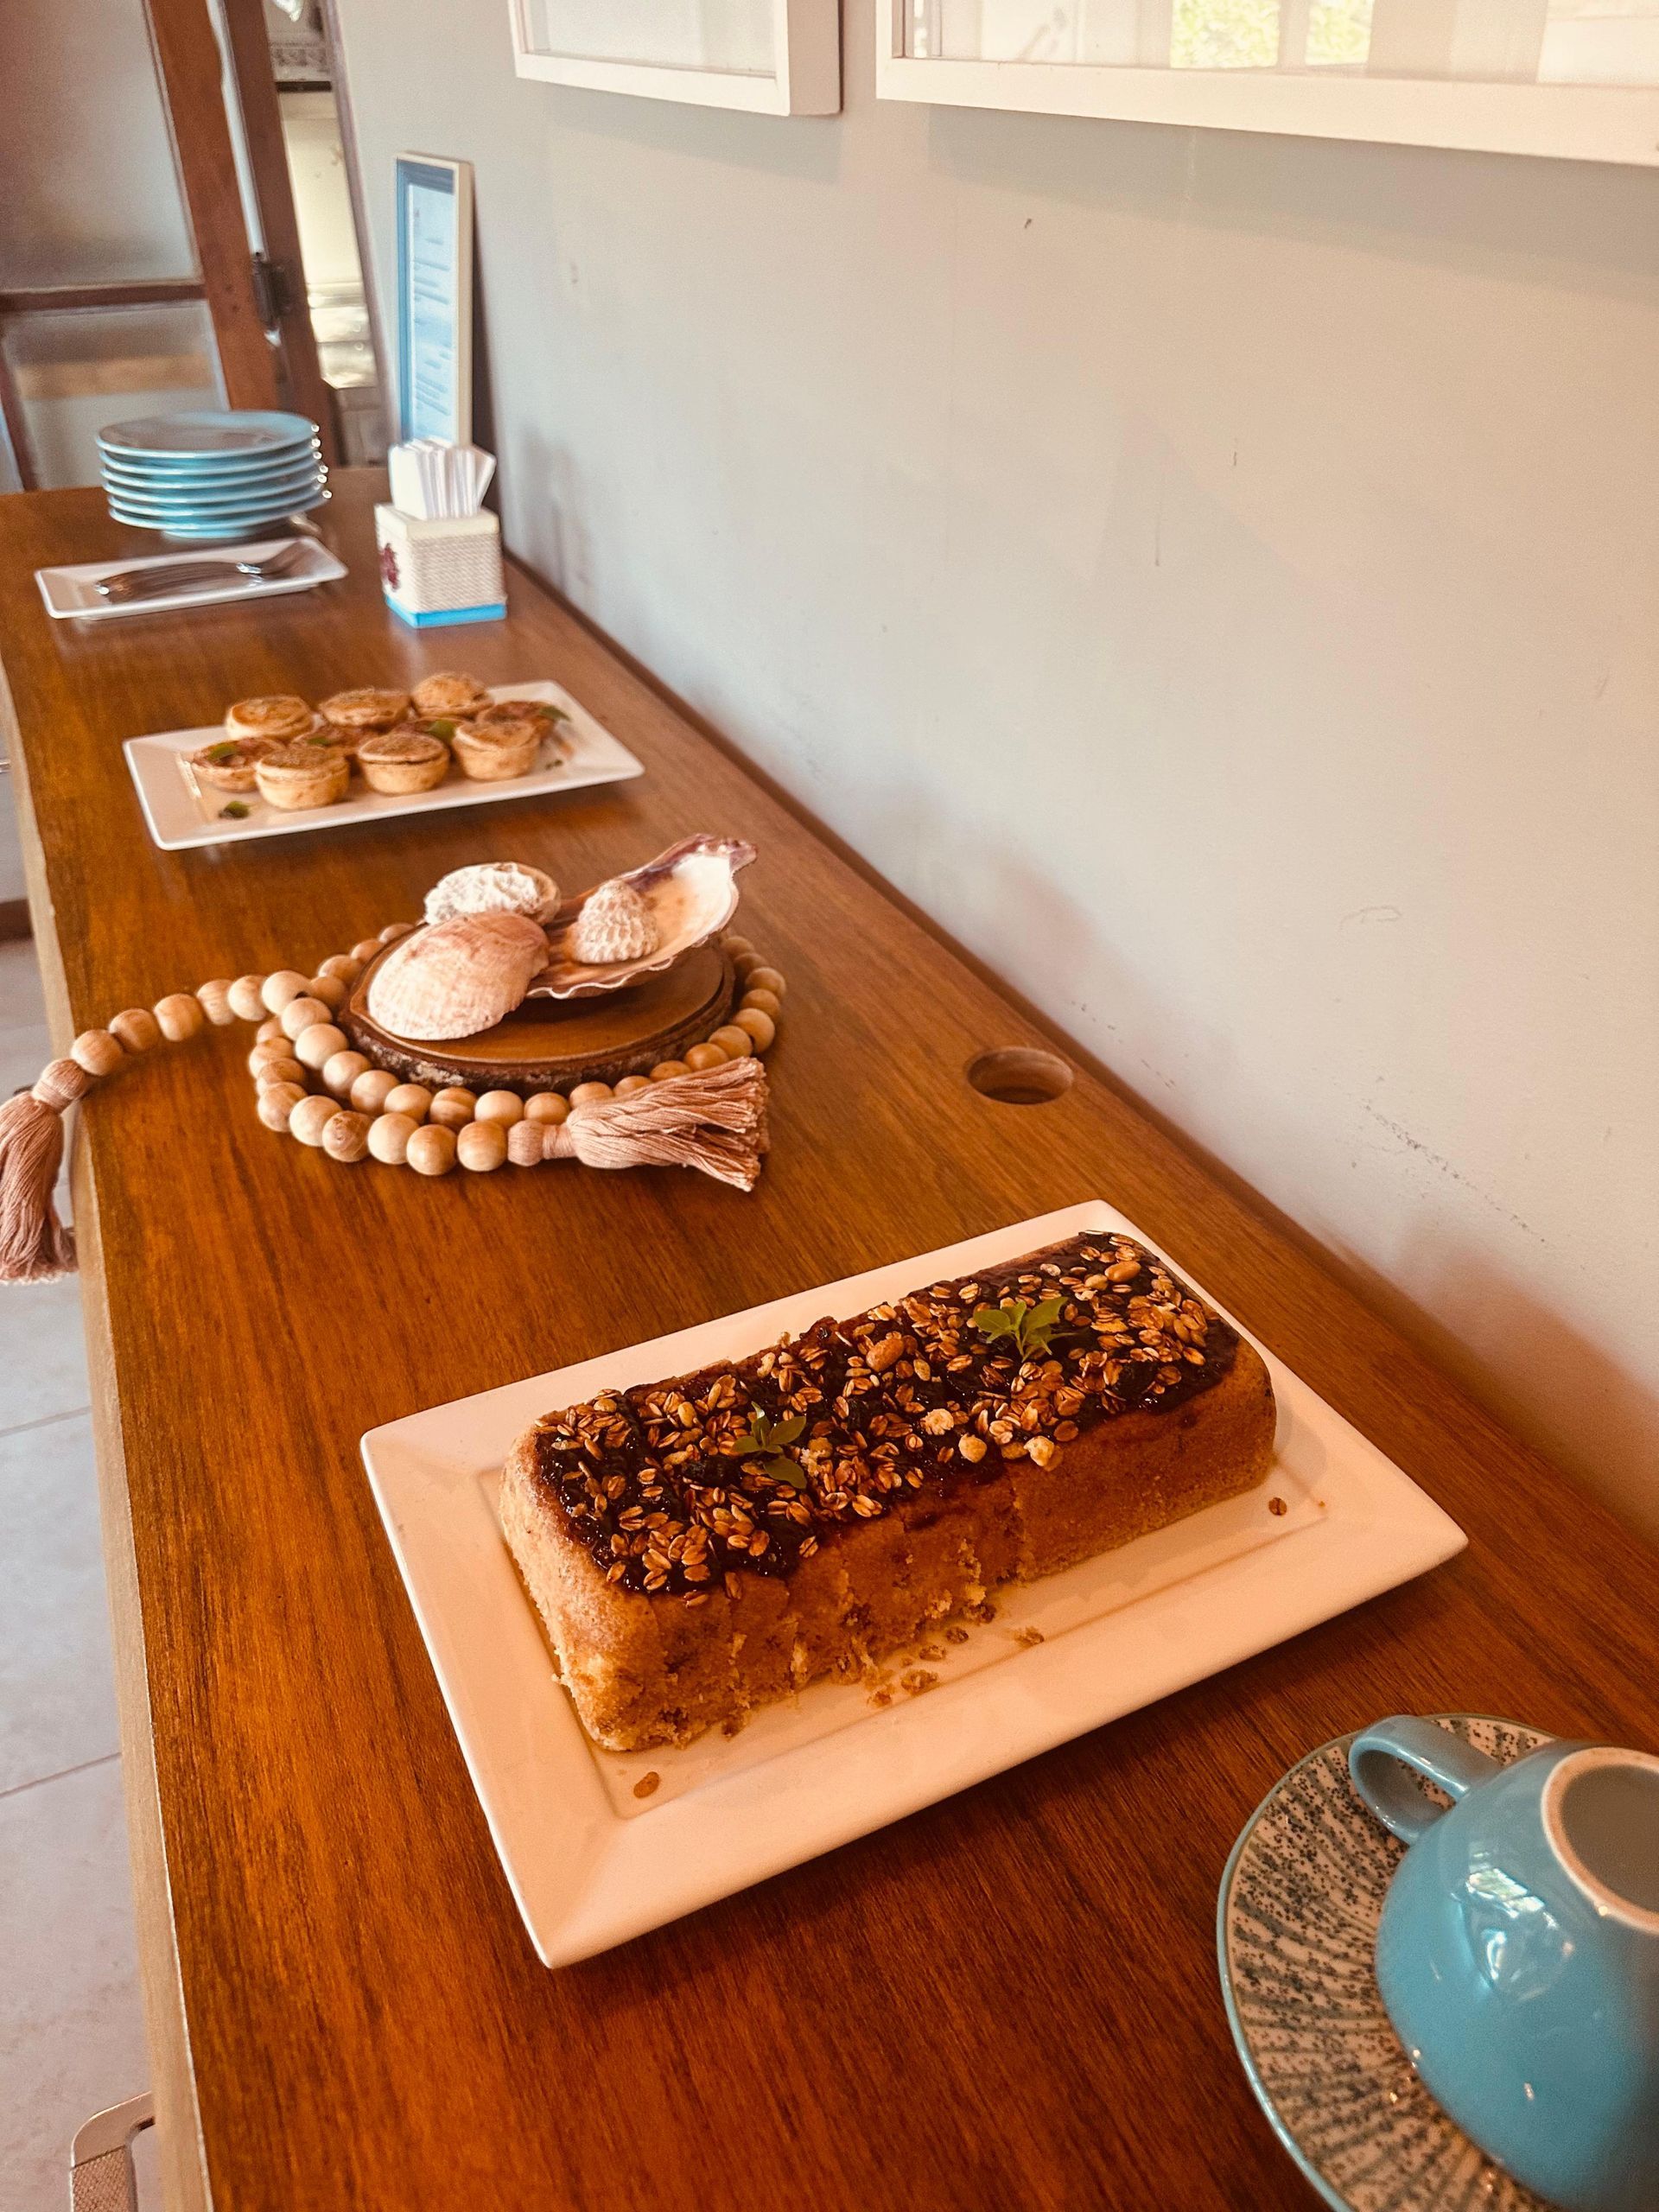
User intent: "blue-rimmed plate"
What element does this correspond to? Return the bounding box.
[99,445,321,493]
[98,410,318,462]
[1217,1713,1554,2212]
[102,466,327,517]
[107,492,330,540]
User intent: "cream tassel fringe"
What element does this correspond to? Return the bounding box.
[0,1059,87,1283]
[545,1056,770,1190]
[0,1045,772,1285]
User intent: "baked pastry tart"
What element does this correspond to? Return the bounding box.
[451,712,544,781]
[253,742,351,811]
[185,734,276,793]
[224,695,315,745]
[317,686,410,734]
[410,671,493,718]
[357,728,451,795]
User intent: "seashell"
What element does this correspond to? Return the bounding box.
[366,912,548,1041]
[423,861,561,928]
[529,836,757,1001]
[568,877,658,964]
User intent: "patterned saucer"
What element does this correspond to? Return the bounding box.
[1217,1713,1555,2212]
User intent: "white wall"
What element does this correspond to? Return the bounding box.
[334,0,1658,1537]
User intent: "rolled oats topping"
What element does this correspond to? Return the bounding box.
[529,1233,1236,1601]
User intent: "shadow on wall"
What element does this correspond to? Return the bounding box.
[864,766,1659,1549]
[925,106,1659,298]
[520,78,844,188]
[1358,1235,1659,1547]
[513,428,585,602]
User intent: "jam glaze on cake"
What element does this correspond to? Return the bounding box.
[505,1232,1276,1749]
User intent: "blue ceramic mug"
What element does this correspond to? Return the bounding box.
[1349,1717,1659,2212]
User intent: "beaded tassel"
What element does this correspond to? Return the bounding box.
[0,1059,87,1282]
[0,925,785,1283]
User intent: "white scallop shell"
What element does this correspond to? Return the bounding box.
[567,878,658,964]
[528,836,756,1001]
[366,912,549,1041]
[423,861,561,927]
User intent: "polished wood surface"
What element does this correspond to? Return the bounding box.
[3,476,1655,2212]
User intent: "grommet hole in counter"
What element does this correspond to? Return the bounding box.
[966,1047,1074,1105]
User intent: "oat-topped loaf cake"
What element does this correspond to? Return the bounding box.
[500,1231,1274,1751]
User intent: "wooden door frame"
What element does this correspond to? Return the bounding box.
[218,0,340,462]
[143,0,282,412]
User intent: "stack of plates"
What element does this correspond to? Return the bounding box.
[98,410,328,540]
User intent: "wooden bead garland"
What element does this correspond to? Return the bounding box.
[457,1122,507,1173]
[429,1087,477,1130]
[262,971,311,1014]
[323,1050,372,1098]
[295,1023,346,1072]
[257,1082,308,1132]
[350,1069,399,1116]
[322,1110,371,1164]
[0,925,785,1282]
[155,993,204,1043]
[289,1094,339,1147]
[196,979,237,1027]
[385,1083,432,1120]
[72,1031,125,1078]
[369,1112,418,1166]
[237,926,784,1172]
[406,1124,456,1177]
[110,1007,161,1054]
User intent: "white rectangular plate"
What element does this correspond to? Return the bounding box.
[35,535,346,621]
[360,1201,1465,1967]
[123,681,644,851]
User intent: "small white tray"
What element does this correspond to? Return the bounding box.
[35,536,346,621]
[123,682,644,851]
[359,1201,1466,1968]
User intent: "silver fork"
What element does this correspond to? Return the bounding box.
[96,541,310,603]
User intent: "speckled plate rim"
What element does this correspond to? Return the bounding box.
[1215,1711,1547,2212]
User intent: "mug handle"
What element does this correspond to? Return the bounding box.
[1348,1716,1502,1845]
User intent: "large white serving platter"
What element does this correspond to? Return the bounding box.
[360,1201,1466,1967]
[123,681,644,851]
[36,535,346,624]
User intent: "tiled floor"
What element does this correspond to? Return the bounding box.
[0,938,150,2212]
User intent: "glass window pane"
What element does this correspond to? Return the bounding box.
[1,304,222,491]
[520,0,776,75]
[0,0,197,289]
[923,0,1659,79]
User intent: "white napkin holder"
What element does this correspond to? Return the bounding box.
[374,505,505,629]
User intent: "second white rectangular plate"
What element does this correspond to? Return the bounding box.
[360,1202,1465,1967]
[123,680,643,851]
[35,534,346,620]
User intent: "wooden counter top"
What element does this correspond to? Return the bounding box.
[3,475,1654,2212]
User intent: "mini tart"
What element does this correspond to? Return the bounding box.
[317,686,410,734]
[411,671,492,718]
[451,714,544,781]
[473,698,568,736]
[185,734,276,793]
[295,719,359,763]
[253,741,351,811]
[224,694,315,744]
[356,728,450,795]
